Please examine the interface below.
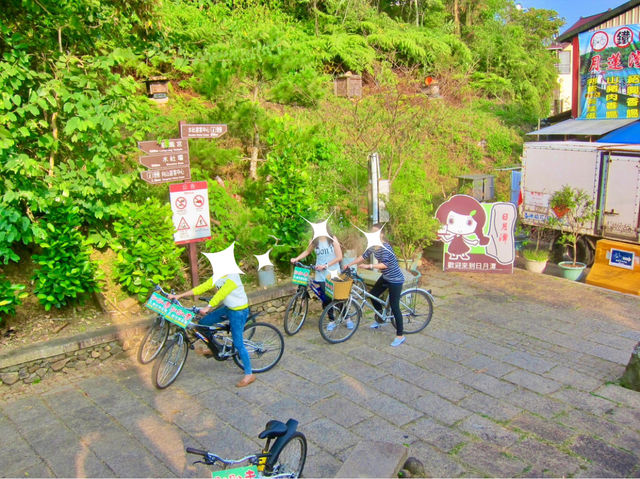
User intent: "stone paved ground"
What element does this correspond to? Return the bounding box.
[1,266,640,478]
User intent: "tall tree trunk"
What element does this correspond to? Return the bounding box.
[313,0,318,36]
[249,85,259,180]
[414,0,419,26]
[453,0,460,36]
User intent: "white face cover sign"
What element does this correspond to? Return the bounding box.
[202,242,244,284]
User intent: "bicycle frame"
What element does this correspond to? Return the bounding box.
[347,277,391,322]
[187,418,303,478]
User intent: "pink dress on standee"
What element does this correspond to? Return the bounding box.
[448,235,470,256]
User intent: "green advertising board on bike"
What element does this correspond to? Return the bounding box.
[211,465,259,479]
[145,292,195,328]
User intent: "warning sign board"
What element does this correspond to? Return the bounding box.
[195,215,208,228]
[169,181,211,244]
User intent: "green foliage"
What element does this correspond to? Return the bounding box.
[0,205,36,264]
[386,164,440,260]
[0,275,27,321]
[549,186,597,266]
[245,118,342,261]
[32,204,100,311]
[522,247,549,262]
[112,199,185,301]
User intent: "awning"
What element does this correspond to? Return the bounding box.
[526,118,637,136]
[596,121,640,143]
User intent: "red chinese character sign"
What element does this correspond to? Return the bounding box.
[579,24,640,119]
[435,195,516,273]
[169,181,212,245]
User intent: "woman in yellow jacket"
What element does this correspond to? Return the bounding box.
[169,273,255,387]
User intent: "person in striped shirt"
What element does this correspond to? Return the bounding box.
[343,224,406,347]
[168,273,255,387]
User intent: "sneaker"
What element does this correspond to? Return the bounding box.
[370,322,382,329]
[346,320,354,329]
[390,336,406,347]
[327,321,336,332]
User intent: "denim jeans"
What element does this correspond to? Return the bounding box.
[200,306,252,375]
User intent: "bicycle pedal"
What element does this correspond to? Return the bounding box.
[189,344,195,350]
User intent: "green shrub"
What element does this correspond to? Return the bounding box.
[32,204,100,311]
[112,199,185,301]
[0,275,27,323]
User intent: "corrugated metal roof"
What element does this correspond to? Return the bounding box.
[526,119,637,136]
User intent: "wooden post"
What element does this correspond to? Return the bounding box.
[189,242,199,288]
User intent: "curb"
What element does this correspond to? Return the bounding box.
[0,282,296,372]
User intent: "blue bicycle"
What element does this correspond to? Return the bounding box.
[283,262,365,336]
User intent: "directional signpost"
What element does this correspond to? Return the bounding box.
[180,123,228,139]
[139,122,227,286]
[138,138,190,184]
[140,167,190,184]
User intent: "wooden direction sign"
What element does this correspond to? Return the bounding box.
[138,138,188,155]
[180,123,228,139]
[139,152,189,169]
[140,166,190,184]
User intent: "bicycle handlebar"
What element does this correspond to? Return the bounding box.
[186,447,259,466]
[293,261,318,271]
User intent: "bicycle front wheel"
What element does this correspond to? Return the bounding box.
[152,332,189,389]
[284,291,309,336]
[318,299,361,344]
[267,432,307,478]
[392,288,434,334]
[137,316,169,364]
[233,322,284,373]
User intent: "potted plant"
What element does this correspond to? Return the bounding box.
[520,225,551,274]
[548,185,597,281]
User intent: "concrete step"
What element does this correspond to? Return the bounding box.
[335,440,408,478]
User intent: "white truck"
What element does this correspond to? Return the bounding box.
[520,141,640,264]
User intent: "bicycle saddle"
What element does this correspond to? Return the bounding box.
[258,420,287,439]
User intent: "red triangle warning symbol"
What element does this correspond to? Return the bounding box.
[195,215,208,228]
[177,217,190,231]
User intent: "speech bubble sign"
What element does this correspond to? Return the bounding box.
[254,249,273,271]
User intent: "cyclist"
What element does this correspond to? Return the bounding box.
[343,223,406,347]
[290,229,351,330]
[168,273,256,387]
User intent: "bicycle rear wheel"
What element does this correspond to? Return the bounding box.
[318,299,361,344]
[233,322,284,373]
[267,432,307,478]
[284,290,308,336]
[152,332,189,389]
[137,316,169,364]
[391,288,433,334]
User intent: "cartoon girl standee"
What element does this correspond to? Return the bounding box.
[435,195,490,260]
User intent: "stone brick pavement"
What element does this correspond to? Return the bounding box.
[1,266,639,477]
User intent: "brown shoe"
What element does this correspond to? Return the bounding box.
[236,374,256,388]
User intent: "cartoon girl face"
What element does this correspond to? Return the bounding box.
[445,211,477,236]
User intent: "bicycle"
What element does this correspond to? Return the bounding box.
[137,284,176,364]
[150,296,284,389]
[318,267,434,343]
[284,262,365,336]
[187,418,307,478]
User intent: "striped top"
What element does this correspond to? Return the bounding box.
[363,243,405,284]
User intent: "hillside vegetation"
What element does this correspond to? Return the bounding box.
[0,0,563,320]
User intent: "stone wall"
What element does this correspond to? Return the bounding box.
[0,283,295,386]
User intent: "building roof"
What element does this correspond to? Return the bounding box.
[557,0,640,42]
[527,118,637,136]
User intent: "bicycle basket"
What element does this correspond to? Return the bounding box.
[292,265,311,285]
[326,276,353,300]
